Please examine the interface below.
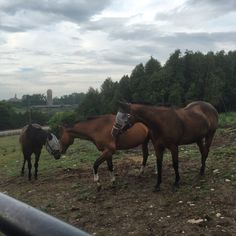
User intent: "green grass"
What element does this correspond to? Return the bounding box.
[0,135,22,177]
[0,136,98,178]
[0,135,130,179]
[218,112,236,128]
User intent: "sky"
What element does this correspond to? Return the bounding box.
[0,0,236,100]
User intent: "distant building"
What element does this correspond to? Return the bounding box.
[47,89,53,106]
[8,94,20,102]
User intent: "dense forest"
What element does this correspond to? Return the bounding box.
[1,49,236,130]
[78,50,236,117]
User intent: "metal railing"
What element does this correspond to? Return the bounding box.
[0,193,91,236]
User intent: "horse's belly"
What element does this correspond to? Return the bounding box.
[116,131,148,150]
[179,129,208,145]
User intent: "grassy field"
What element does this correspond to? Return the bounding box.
[0,112,236,235]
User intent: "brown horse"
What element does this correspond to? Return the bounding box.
[117,101,218,191]
[59,114,150,190]
[20,124,61,180]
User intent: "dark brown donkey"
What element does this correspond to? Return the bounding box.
[20,124,61,180]
[59,114,150,190]
[117,101,218,191]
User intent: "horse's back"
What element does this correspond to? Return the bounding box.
[172,101,218,144]
[184,101,218,131]
[19,124,44,149]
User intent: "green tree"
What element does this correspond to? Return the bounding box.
[129,63,149,102]
[116,75,132,102]
[21,94,46,106]
[48,111,77,135]
[76,87,102,117]
[144,56,161,76]
[0,102,15,130]
[53,93,85,105]
[164,50,185,105]
[100,78,118,113]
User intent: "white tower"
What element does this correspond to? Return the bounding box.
[47,89,53,106]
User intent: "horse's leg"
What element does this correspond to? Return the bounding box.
[27,156,32,181]
[197,139,205,176]
[139,138,149,175]
[153,145,165,192]
[198,132,215,176]
[169,145,180,190]
[106,156,116,184]
[34,151,41,180]
[93,149,114,191]
[21,156,26,176]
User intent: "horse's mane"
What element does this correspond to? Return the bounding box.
[66,114,112,127]
[62,116,99,128]
[131,101,154,105]
[86,115,103,120]
[131,101,172,107]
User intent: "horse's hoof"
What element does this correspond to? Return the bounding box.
[199,171,205,177]
[172,186,178,192]
[97,185,102,192]
[172,183,180,192]
[138,169,144,177]
[110,183,117,189]
[153,186,161,192]
[200,167,205,176]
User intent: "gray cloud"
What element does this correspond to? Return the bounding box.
[0,0,110,20]
[100,19,236,46]
[187,0,236,14]
[0,0,111,32]
[83,17,129,31]
[156,0,236,26]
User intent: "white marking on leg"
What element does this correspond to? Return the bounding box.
[154,163,158,175]
[94,173,99,182]
[109,171,116,183]
[139,165,145,175]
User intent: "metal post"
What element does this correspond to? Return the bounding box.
[0,193,91,236]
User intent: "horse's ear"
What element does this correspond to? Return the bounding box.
[117,101,130,112]
[47,133,53,140]
[61,122,70,128]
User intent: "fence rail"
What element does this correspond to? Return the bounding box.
[0,193,91,236]
[0,126,49,137]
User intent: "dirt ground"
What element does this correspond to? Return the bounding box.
[1,129,236,236]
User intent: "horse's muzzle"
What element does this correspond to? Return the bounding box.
[53,150,61,160]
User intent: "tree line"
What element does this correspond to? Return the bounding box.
[77,49,236,117]
[0,102,50,130]
[0,93,86,130]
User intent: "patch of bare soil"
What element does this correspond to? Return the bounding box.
[1,131,236,236]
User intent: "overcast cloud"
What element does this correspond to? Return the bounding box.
[0,0,235,100]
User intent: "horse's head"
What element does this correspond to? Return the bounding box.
[117,101,145,123]
[117,101,131,113]
[59,126,74,154]
[45,133,61,159]
[112,102,135,137]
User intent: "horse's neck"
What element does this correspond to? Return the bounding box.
[133,105,170,129]
[69,121,96,141]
